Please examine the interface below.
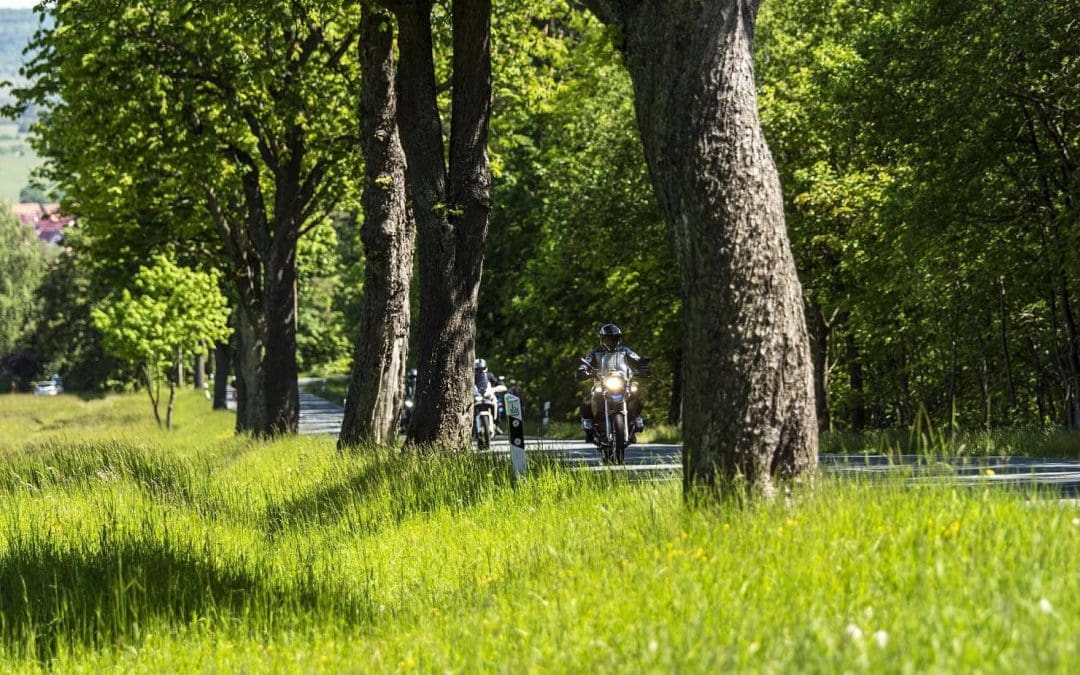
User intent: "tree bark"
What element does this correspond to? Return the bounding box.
[213,340,230,410]
[386,0,492,447]
[194,351,206,391]
[587,0,817,497]
[339,3,415,449]
[234,302,266,433]
[262,235,300,435]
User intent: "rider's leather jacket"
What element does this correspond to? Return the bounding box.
[576,346,650,380]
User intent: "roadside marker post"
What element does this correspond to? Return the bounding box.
[539,400,551,437]
[505,393,527,478]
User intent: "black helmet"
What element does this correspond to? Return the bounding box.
[598,323,622,351]
[406,368,417,378]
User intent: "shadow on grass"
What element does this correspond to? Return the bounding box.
[264,450,511,537]
[0,440,197,506]
[264,451,614,538]
[0,535,373,662]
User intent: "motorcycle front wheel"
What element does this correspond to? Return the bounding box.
[478,416,494,449]
[612,413,627,464]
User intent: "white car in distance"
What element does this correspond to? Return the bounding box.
[33,380,62,396]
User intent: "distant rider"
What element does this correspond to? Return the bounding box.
[576,323,649,441]
[474,358,503,434]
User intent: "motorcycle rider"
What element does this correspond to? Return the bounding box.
[400,368,418,432]
[474,358,498,390]
[576,323,649,441]
[474,358,503,435]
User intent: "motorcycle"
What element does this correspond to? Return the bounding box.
[399,396,415,434]
[399,370,418,434]
[581,353,646,464]
[473,380,507,449]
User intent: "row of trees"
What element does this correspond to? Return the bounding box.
[19,0,1076,490]
[12,0,816,495]
[481,0,1080,437]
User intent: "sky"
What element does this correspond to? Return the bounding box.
[0,2,36,8]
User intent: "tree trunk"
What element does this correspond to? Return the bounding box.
[144,362,162,428]
[339,2,415,449]
[588,0,817,496]
[194,351,206,391]
[389,0,492,447]
[234,303,266,434]
[166,380,177,430]
[213,340,230,410]
[261,236,300,435]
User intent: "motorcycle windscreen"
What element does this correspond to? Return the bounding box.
[596,351,630,376]
[474,371,491,391]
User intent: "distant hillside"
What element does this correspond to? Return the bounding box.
[0,8,44,120]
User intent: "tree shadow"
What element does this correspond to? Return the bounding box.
[1,441,196,502]
[264,451,615,538]
[0,536,373,662]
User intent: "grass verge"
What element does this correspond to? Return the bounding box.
[2,392,1077,672]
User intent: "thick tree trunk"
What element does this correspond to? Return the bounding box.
[590,0,817,496]
[234,303,266,434]
[390,0,492,447]
[339,3,414,448]
[213,340,230,410]
[262,237,300,435]
[194,352,206,391]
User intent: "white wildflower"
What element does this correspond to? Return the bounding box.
[873,630,889,648]
[845,624,863,641]
[1039,598,1053,614]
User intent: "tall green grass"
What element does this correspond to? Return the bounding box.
[0,392,1077,672]
[821,426,1080,458]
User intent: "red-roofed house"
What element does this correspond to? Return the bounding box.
[10,203,76,245]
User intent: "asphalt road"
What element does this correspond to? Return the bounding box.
[299,392,1080,497]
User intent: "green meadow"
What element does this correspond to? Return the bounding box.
[0,392,1077,672]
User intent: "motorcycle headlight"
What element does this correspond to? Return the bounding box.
[604,375,626,393]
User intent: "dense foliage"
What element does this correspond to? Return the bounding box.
[3,0,1078,435]
[0,204,44,363]
[478,0,1080,433]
